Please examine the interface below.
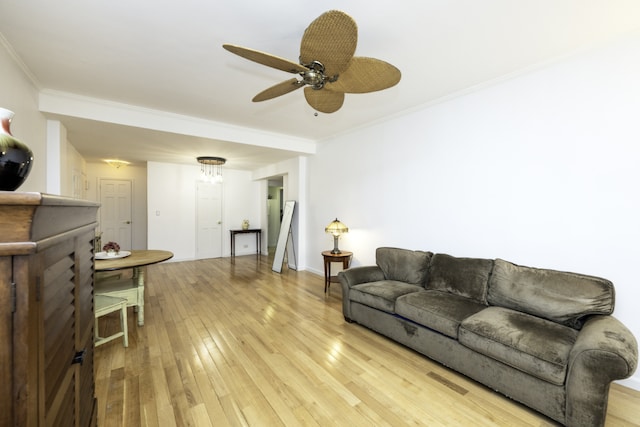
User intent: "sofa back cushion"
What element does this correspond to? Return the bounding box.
[427,253,493,303]
[488,259,615,329]
[376,247,432,286]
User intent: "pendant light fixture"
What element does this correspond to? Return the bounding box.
[197,156,226,183]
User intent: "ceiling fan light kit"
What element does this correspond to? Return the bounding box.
[222,10,401,114]
[104,159,130,169]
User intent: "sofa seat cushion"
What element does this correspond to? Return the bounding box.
[396,290,487,339]
[350,281,424,313]
[459,307,579,385]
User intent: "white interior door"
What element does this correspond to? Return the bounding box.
[196,182,223,259]
[99,179,133,250]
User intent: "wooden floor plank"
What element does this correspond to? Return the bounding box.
[95,254,640,426]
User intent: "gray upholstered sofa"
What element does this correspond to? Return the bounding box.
[339,247,638,426]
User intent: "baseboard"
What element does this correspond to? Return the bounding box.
[306,267,323,277]
[616,375,640,391]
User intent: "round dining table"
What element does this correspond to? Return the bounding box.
[95,249,173,326]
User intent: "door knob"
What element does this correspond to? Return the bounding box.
[124,221,131,224]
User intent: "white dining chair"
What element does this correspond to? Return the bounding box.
[94,294,129,347]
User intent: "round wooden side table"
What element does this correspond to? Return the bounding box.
[322,250,353,293]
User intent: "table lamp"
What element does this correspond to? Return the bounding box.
[325,218,348,254]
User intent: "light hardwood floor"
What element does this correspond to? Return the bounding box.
[94,254,640,426]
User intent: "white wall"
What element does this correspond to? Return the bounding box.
[306,32,640,390]
[0,39,47,192]
[45,120,87,198]
[45,120,62,194]
[147,161,260,261]
[0,42,86,196]
[65,138,86,198]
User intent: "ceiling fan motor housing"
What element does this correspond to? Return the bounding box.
[302,60,328,89]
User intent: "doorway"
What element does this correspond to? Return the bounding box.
[99,179,133,251]
[196,181,223,259]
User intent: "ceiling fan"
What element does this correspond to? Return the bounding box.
[222,10,401,114]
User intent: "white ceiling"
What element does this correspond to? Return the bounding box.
[1,0,640,170]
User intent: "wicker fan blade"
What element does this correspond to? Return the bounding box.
[253,78,304,102]
[300,10,357,77]
[223,44,308,74]
[326,57,401,94]
[304,87,344,113]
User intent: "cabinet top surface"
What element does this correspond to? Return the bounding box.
[0,191,99,207]
[0,192,99,250]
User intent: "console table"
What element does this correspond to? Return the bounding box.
[322,250,353,293]
[230,228,262,257]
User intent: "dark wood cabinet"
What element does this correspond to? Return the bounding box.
[0,192,99,427]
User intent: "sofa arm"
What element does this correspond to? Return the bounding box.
[338,265,385,288]
[565,315,638,426]
[338,266,385,321]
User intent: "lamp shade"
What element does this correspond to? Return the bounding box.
[325,218,348,236]
[325,218,348,254]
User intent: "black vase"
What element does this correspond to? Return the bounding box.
[0,108,33,191]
